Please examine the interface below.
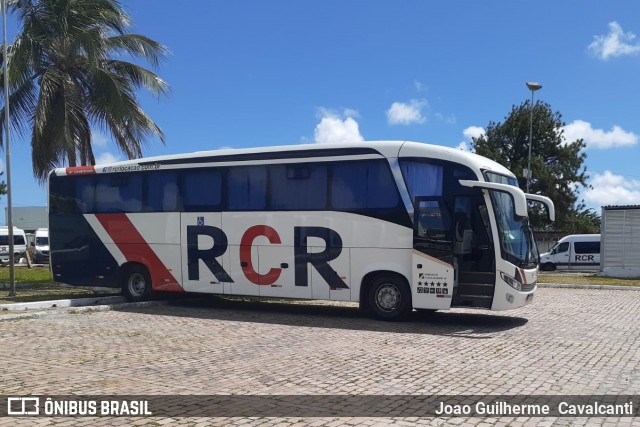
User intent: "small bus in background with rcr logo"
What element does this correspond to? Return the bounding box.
[540,234,601,271]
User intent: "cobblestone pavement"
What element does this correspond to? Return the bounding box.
[1,287,639,426]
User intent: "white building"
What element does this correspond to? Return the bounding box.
[600,205,640,278]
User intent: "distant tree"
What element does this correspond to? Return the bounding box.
[0,0,169,182]
[472,100,599,233]
[0,173,6,196]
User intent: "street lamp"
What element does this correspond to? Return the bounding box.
[525,81,542,193]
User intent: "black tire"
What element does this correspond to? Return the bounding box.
[541,262,556,272]
[121,265,152,303]
[367,275,412,321]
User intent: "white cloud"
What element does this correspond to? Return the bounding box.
[584,171,640,207]
[92,131,109,148]
[563,120,638,149]
[456,126,485,152]
[588,21,640,60]
[463,126,485,141]
[386,99,427,125]
[313,108,364,144]
[95,152,120,164]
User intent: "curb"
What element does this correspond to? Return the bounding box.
[537,283,640,291]
[0,295,126,311]
[0,299,167,321]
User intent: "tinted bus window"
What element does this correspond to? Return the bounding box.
[574,241,600,254]
[75,175,96,213]
[331,160,399,209]
[95,174,143,213]
[181,169,222,211]
[50,175,97,214]
[0,235,26,245]
[400,161,443,200]
[145,171,179,212]
[228,166,267,210]
[269,163,327,210]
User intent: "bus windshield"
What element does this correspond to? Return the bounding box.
[490,190,538,268]
[483,171,538,268]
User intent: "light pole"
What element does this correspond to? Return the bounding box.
[525,81,542,193]
[2,0,15,296]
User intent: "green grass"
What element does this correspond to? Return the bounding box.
[0,266,120,305]
[538,272,640,287]
[0,265,56,284]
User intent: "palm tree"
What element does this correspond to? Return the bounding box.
[0,0,169,181]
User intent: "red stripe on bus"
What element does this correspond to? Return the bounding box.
[95,213,183,292]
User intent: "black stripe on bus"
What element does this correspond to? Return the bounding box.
[137,147,382,166]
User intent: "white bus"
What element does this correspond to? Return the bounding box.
[48,141,554,320]
[540,234,600,271]
[0,226,27,263]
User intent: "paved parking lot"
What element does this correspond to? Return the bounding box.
[1,287,639,426]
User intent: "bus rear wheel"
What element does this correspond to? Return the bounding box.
[368,275,411,321]
[121,265,152,303]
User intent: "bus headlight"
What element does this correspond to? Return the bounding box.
[500,272,522,291]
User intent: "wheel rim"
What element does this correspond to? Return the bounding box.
[375,283,401,312]
[128,272,147,297]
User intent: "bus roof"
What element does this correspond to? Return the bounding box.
[53,140,515,179]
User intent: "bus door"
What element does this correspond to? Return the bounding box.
[451,195,496,308]
[411,197,454,310]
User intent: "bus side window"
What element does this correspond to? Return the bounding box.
[145,171,179,212]
[228,166,267,210]
[331,159,400,209]
[94,174,143,213]
[270,163,327,210]
[181,169,223,212]
[555,242,569,254]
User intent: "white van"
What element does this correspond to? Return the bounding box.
[540,234,601,271]
[0,226,28,263]
[33,228,49,264]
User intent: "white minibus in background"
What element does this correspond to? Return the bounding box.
[540,234,601,271]
[48,141,555,320]
[0,226,27,263]
[33,228,50,264]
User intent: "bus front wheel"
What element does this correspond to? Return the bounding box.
[121,265,152,303]
[368,275,411,321]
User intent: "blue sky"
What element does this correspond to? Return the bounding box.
[3,0,640,223]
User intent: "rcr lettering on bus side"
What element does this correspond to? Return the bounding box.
[186,225,349,289]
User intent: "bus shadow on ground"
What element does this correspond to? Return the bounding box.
[115,295,528,338]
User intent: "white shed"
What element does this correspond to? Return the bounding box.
[600,205,640,278]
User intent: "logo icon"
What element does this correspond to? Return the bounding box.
[7,397,39,415]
